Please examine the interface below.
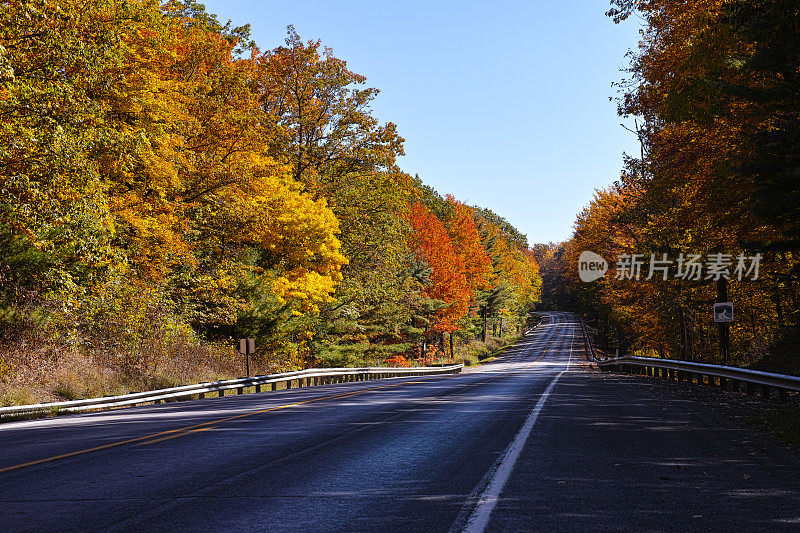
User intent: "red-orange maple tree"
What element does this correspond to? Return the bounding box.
[408,203,470,332]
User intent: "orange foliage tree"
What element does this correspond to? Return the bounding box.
[408,203,470,333]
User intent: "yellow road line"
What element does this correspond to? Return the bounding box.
[0,378,432,475]
[135,427,216,446]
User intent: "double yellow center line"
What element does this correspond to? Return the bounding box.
[0,378,422,474]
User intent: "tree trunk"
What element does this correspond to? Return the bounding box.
[481,306,487,342]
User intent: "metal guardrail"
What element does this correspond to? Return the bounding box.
[580,319,596,361]
[596,355,800,397]
[579,318,798,397]
[0,364,463,419]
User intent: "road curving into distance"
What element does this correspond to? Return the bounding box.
[2,312,800,532]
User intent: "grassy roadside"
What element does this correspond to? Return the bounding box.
[457,335,522,368]
[0,333,523,409]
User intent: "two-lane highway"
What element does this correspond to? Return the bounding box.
[2,313,800,531]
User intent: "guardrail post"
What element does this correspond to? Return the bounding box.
[255,384,261,393]
[199,392,205,399]
[237,387,244,395]
[761,384,770,399]
[745,381,755,396]
[779,388,788,402]
[218,390,224,397]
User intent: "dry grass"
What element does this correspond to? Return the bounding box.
[0,324,278,407]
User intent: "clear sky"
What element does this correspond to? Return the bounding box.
[200,0,642,245]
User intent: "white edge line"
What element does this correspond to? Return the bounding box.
[462,328,574,533]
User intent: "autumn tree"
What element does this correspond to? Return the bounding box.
[257,27,404,189]
[408,203,470,343]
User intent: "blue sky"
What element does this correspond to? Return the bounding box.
[200,0,642,245]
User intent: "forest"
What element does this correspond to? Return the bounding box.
[538,0,800,374]
[0,0,542,404]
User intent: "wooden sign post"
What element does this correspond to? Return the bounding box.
[238,338,255,377]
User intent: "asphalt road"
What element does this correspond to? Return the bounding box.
[2,312,800,532]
